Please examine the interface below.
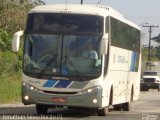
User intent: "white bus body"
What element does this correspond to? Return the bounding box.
[12,4,141,116]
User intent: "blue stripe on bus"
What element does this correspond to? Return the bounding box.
[43,80,57,87]
[55,80,72,88]
[130,52,133,71]
[130,52,137,71]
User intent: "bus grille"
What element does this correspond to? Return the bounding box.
[43,90,78,95]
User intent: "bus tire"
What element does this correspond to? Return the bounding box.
[114,104,122,111]
[36,104,48,115]
[97,107,109,116]
[122,102,130,111]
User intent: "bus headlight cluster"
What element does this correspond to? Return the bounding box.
[80,86,101,94]
[93,99,98,103]
[23,82,41,92]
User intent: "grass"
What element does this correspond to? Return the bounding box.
[0,72,22,103]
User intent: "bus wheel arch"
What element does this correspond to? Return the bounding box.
[97,85,113,116]
[121,85,134,111]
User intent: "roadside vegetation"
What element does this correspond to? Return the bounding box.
[0,0,45,103]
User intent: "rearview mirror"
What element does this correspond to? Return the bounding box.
[100,33,109,55]
[12,30,24,52]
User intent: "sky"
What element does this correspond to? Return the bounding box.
[42,0,160,45]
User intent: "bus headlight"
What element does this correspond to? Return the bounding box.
[24,95,29,100]
[30,86,34,90]
[87,88,93,93]
[80,86,102,94]
[23,82,41,92]
[93,99,98,103]
[23,82,26,86]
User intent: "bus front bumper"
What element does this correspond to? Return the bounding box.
[22,85,103,108]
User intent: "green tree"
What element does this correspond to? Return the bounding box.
[0,28,11,51]
[152,34,160,44]
[151,34,160,60]
[0,0,45,74]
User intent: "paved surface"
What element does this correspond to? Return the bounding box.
[0,90,160,120]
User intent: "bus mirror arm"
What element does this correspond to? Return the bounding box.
[12,30,24,52]
[100,33,109,55]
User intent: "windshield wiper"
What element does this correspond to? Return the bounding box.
[37,54,58,78]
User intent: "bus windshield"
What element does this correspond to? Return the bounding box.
[23,34,102,79]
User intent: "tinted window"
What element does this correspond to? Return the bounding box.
[26,13,103,34]
[110,17,140,52]
[23,34,102,79]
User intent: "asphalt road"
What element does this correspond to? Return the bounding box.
[0,90,160,120]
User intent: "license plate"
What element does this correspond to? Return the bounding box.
[52,97,66,103]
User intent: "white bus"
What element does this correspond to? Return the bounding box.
[12,4,141,116]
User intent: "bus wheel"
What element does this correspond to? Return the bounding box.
[114,104,122,111]
[97,107,109,116]
[122,102,130,111]
[36,104,48,115]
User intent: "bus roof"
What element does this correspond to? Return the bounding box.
[29,4,140,30]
